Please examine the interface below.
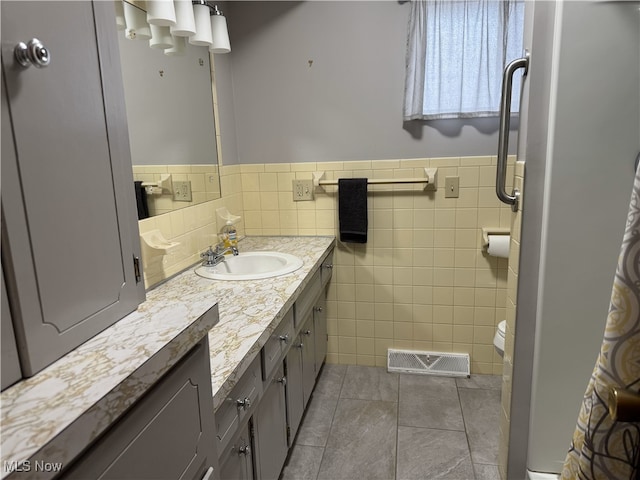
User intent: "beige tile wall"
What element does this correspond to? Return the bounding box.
[138,156,517,376]
[240,156,516,375]
[132,164,221,216]
[498,160,525,480]
[138,165,243,288]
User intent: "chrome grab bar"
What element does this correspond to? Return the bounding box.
[496,54,529,212]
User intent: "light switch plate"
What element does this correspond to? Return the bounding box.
[444,176,459,198]
[173,180,192,202]
[293,179,314,201]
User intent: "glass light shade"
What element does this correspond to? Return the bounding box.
[146,0,176,27]
[171,0,196,37]
[165,36,186,56]
[114,1,126,30]
[209,13,230,54]
[123,1,151,40]
[149,25,175,49]
[189,3,213,47]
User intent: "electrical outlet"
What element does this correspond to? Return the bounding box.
[173,180,192,202]
[292,179,314,201]
[444,176,459,198]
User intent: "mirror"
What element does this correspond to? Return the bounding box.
[116,2,222,219]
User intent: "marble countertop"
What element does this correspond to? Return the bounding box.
[0,235,335,478]
[144,235,335,410]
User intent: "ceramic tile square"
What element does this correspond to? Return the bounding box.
[459,387,501,464]
[317,398,397,480]
[340,366,399,402]
[396,426,475,480]
[398,375,464,431]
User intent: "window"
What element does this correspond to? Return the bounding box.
[403,0,525,121]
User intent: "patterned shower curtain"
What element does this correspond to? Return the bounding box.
[562,170,640,479]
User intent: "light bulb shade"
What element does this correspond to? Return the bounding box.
[165,36,186,56]
[189,4,213,47]
[149,25,175,49]
[114,1,126,30]
[146,0,176,27]
[171,0,196,37]
[209,14,230,54]
[124,2,152,40]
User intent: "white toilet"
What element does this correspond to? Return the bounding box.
[493,320,507,357]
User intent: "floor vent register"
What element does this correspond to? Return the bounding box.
[387,349,470,378]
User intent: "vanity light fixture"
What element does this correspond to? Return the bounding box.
[189,0,214,47]
[149,24,175,49]
[146,0,177,27]
[165,36,187,56]
[123,1,152,40]
[209,4,230,54]
[171,0,197,37]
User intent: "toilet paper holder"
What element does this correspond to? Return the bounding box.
[481,227,510,248]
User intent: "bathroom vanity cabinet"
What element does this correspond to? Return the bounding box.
[1,1,144,379]
[216,248,334,480]
[61,337,218,480]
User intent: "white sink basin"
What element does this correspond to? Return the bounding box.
[194,251,304,281]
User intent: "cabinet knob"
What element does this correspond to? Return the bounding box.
[236,397,251,409]
[14,38,51,68]
[279,334,289,344]
[238,444,251,456]
[304,329,312,336]
[313,306,323,313]
[277,376,287,386]
[323,264,333,269]
[297,342,304,349]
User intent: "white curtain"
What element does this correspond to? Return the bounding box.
[404,0,525,121]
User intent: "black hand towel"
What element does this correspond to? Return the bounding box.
[134,181,150,220]
[338,178,368,243]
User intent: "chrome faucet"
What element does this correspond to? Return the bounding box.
[200,243,239,266]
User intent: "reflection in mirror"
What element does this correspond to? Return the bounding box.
[116,2,222,219]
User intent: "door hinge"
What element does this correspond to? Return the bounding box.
[133,255,142,283]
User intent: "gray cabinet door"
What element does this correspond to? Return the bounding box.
[285,339,304,444]
[219,421,254,480]
[300,313,316,408]
[254,364,288,480]
[62,338,217,480]
[313,295,328,377]
[1,1,144,376]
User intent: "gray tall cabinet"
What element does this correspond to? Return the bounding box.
[1,1,145,379]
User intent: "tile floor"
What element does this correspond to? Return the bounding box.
[281,364,502,480]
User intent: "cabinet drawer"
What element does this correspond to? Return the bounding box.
[215,355,262,454]
[63,338,217,480]
[261,308,294,381]
[320,248,334,286]
[294,270,321,329]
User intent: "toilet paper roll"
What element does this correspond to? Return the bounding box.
[487,235,510,258]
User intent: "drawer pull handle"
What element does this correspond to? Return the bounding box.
[279,334,290,344]
[238,444,251,456]
[323,264,333,269]
[201,467,214,480]
[236,397,251,409]
[277,376,287,386]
